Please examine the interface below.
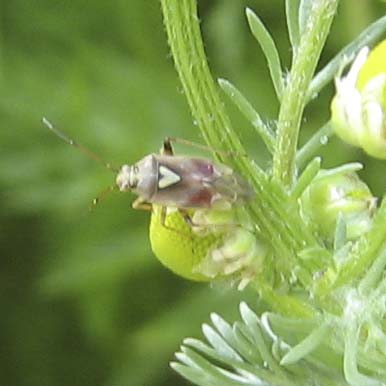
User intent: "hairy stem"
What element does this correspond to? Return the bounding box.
[160,0,241,158]
[160,0,327,293]
[273,0,339,187]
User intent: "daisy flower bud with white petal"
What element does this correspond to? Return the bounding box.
[331,40,386,158]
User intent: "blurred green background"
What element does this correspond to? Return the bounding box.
[0,1,384,385]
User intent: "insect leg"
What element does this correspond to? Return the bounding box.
[157,206,192,238]
[164,136,247,158]
[178,209,196,227]
[132,198,191,238]
[180,208,236,233]
[132,197,153,211]
[162,137,174,155]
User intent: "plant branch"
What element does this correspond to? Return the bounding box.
[273,0,339,187]
[159,0,332,296]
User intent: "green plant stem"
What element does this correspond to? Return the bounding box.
[280,322,329,365]
[252,280,316,318]
[359,249,386,295]
[273,0,339,187]
[160,0,326,292]
[333,198,386,291]
[218,78,275,153]
[160,0,241,159]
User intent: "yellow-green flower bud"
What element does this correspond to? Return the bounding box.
[196,227,266,290]
[331,40,386,158]
[149,205,265,289]
[301,169,376,241]
[149,206,219,281]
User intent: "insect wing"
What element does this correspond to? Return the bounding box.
[152,155,253,209]
[209,163,255,205]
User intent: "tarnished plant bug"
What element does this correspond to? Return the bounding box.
[43,118,254,225]
[43,118,260,286]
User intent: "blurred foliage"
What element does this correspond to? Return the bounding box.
[0,1,384,386]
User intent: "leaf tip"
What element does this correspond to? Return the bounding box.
[183,337,195,345]
[217,78,226,87]
[245,7,254,19]
[279,353,292,365]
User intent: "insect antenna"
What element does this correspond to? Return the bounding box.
[89,185,117,211]
[42,117,119,173]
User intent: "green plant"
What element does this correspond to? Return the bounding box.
[159,1,386,385]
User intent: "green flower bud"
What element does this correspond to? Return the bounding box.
[301,168,376,241]
[192,208,266,290]
[150,205,266,290]
[331,40,386,158]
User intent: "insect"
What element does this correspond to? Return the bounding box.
[43,118,258,284]
[43,118,254,225]
[116,138,254,227]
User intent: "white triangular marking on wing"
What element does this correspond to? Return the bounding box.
[158,165,181,189]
